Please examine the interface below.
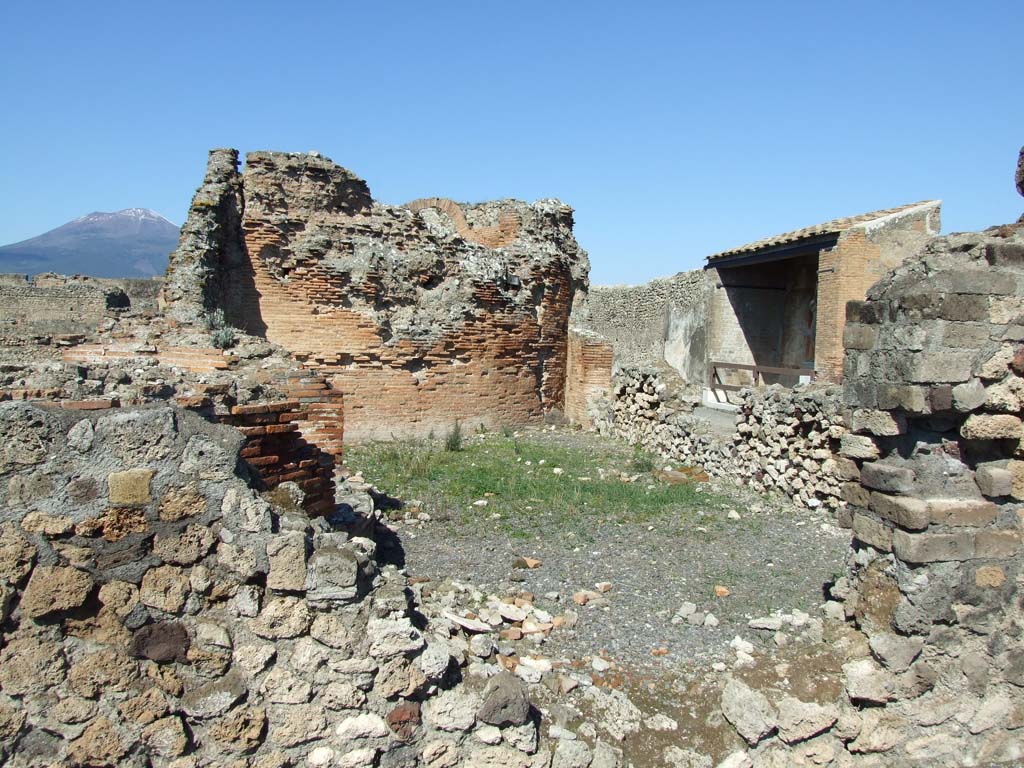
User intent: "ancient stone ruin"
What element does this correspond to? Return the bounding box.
[0,147,1020,766]
[163,150,589,441]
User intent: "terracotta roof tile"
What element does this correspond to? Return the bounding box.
[706,200,940,261]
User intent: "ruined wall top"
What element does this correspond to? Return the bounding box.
[843,218,1024,414]
[243,150,374,217]
[162,149,590,334]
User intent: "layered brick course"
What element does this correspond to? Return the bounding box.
[63,343,233,373]
[564,329,614,428]
[164,150,589,441]
[215,398,338,515]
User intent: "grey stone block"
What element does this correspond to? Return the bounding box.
[893,530,974,564]
[975,463,1012,497]
[870,492,929,530]
[861,462,915,494]
[903,352,975,384]
[853,512,893,552]
[851,409,906,436]
[840,434,880,460]
[843,323,878,351]
[952,379,988,412]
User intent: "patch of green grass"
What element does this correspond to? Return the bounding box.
[628,447,656,473]
[345,431,730,537]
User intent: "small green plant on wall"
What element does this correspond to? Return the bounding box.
[205,308,237,349]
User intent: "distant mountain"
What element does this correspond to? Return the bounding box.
[0,208,180,278]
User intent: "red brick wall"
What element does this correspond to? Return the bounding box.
[232,218,577,442]
[565,330,614,428]
[405,198,521,248]
[216,397,339,516]
[815,207,938,382]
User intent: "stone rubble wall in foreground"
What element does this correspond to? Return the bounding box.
[0,402,547,767]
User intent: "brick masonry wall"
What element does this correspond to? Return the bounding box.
[815,203,940,382]
[230,224,577,441]
[565,329,614,428]
[405,198,521,249]
[705,265,786,391]
[166,150,589,442]
[63,344,234,373]
[214,399,338,516]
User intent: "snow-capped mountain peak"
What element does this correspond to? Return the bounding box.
[72,208,177,227]
[0,208,181,278]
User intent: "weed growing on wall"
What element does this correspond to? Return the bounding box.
[205,308,237,349]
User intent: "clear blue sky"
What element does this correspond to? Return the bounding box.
[2,1,1021,284]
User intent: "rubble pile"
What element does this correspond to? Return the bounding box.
[598,367,846,512]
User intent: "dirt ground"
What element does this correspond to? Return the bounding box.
[346,426,853,766]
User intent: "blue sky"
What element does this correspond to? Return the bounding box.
[1,1,1021,284]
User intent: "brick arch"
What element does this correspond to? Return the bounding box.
[406,197,521,249]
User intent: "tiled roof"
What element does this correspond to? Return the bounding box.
[706,200,940,262]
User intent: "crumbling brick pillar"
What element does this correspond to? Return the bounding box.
[565,329,613,428]
[160,148,246,326]
[836,207,1024,763]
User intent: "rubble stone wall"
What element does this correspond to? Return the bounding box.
[751,212,1024,766]
[0,275,123,337]
[0,401,513,767]
[164,150,589,442]
[597,367,847,511]
[582,270,708,383]
[0,346,346,517]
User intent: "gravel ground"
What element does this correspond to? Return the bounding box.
[380,427,851,675]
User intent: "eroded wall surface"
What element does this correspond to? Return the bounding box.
[581,270,707,383]
[0,274,161,361]
[164,150,589,441]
